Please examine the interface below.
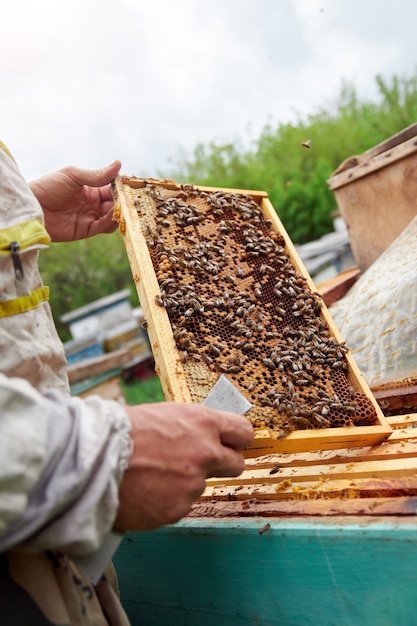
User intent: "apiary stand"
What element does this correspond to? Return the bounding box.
[114,411,417,626]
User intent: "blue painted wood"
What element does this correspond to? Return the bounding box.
[114,518,417,626]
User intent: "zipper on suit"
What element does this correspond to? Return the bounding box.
[9,241,24,279]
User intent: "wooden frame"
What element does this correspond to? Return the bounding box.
[113,176,391,454]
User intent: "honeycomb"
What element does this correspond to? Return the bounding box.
[128,181,378,438]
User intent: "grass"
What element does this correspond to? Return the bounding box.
[120,375,165,405]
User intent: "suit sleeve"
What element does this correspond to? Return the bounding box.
[0,373,132,557]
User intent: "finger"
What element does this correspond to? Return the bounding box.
[90,206,120,236]
[69,160,122,189]
[100,210,120,234]
[207,446,246,478]
[99,183,116,204]
[203,407,254,450]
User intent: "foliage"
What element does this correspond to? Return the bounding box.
[167,70,417,244]
[120,375,164,405]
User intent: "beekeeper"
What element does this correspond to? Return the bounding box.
[0,143,253,624]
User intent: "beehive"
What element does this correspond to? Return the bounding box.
[113,176,391,453]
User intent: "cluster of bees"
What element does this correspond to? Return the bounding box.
[135,183,377,437]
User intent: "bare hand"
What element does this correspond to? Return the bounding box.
[114,402,254,531]
[30,161,122,242]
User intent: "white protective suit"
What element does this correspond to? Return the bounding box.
[0,143,132,624]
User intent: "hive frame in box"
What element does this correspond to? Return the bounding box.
[113,176,391,454]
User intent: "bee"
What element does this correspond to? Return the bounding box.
[269,465,280,475]
[301,140,311,149]
[258,394,270,407]
[242,342,254,352]
[258,523,271,536]
[294,378,309,386]
[311,413,330,428]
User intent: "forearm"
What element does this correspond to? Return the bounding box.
[0,374,132,557]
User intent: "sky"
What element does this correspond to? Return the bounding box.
[1,0,416,181]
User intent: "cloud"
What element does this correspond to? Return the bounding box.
[1,0,417,180]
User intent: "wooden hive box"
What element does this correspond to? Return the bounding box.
[112,176,391,454]
[327,123,417,272]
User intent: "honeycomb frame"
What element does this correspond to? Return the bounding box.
[113,176,391,454]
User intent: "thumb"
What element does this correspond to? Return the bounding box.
[68,160,122,188]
